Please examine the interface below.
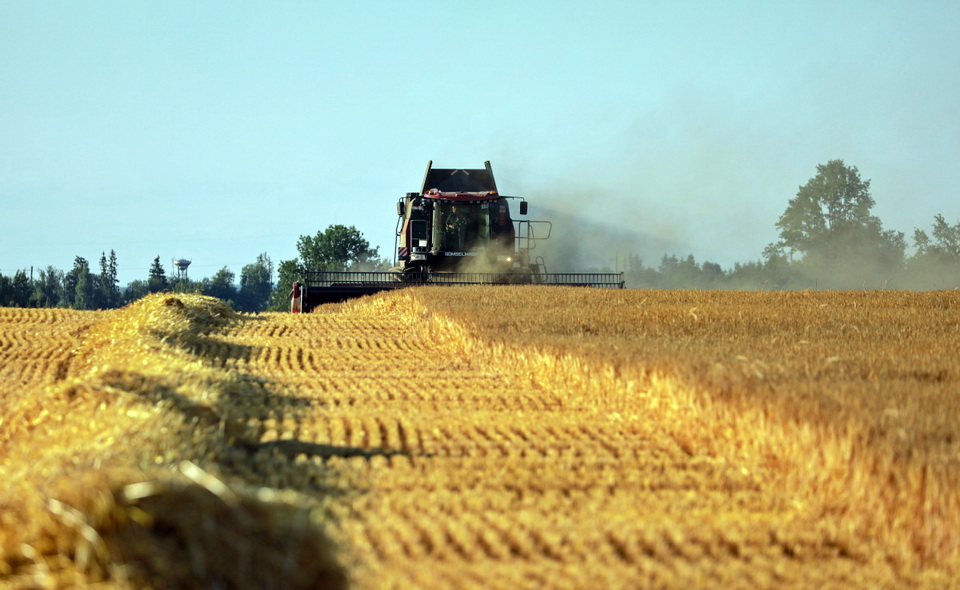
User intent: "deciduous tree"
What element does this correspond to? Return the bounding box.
[237,253,274,312]
[269,259,302,311]
[913,214,960,258]
[205,266,238,304]
[31,266,63,308]
[296,225,381,271]
[10,270,31,307]
[72,258,93,310]
[906,214,960,289]
[773,160,904,281]
[124,279,149,303]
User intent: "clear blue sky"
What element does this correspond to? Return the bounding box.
[2,1,958,284]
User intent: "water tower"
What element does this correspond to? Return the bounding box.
[172,258,192,280]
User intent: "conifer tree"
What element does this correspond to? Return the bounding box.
[147,256,168,293]
[98,250,120,308]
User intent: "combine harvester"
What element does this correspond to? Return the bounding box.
[291,161,624,311]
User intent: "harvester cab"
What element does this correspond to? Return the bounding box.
[291,161,623,311]
[395,160,548,279]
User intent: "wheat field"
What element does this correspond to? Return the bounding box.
[1,288,958,588]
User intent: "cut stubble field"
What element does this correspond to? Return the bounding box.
[1,287,958,588]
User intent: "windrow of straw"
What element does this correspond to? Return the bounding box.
[0,294,345,589]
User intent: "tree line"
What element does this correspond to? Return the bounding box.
[0,251,277,312]
[0,224,385,312]
[2,160,958,310]
[616,160,960,290]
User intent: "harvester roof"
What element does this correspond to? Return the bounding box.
[420,160,499,194]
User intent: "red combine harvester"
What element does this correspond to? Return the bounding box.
[290,161,623,311]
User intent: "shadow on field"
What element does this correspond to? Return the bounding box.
[251,439,414,460]
[107,475,348,590]
[91,299,354,589]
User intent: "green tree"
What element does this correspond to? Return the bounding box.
[31,266,64,307]
[63,257,80,308]
[0,272,10,306]
[97,250,121,308]
[72,258,93,310]
[170,277,200,294]
[772,160,904,286]
[147,256,168,293]
[913,214,960,258]
[10,270,32,307]
[658,254,705,289]
[906,215,960,289]
[777,160,871,256]
[237,253,274,312]
[64,257,95,309]
[296,224,381,271]
[205,266,238,304]
[266,226,387,311]
[622,253,659,288]
[124,279,149,303]
[268,259,301,311]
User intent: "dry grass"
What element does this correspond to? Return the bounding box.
[0,295,345,589]
[400,288,960,575]
[1,288,958,588]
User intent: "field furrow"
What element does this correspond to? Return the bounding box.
[0,307,97,392]
[1,288,957,588]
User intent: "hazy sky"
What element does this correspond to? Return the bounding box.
[2,1,957,284]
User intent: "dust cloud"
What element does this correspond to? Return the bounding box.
[510,196,959,291]
[522,205,682,274]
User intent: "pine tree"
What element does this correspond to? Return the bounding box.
[147,256,168,293]
[0,273,11,306]
[98,250,120,308]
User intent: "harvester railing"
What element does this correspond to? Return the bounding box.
[303,271,405,287]
[515,220,552,253]
[302,270,624,289]
[534,272,624,288]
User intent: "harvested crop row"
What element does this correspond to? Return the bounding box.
[397,287,960,579]
[0,307,97,394]
[2,288,957,588]
[207,290,949,588]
